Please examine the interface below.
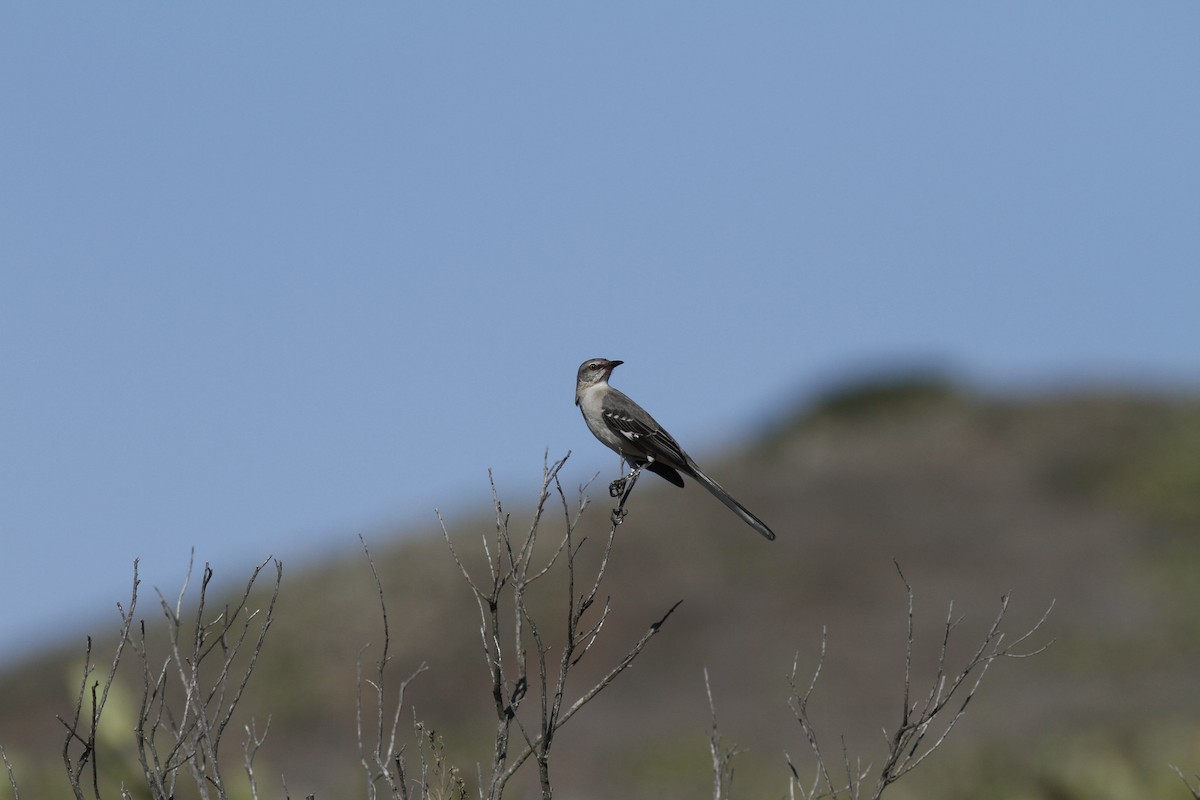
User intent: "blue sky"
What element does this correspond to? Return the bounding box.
[2,3,1197,664]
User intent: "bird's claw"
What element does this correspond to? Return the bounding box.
[610,506,627,526]
[608,477,627,498]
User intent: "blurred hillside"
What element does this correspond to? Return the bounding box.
[2,377,1199,799]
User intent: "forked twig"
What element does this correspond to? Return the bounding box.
[705,668,742,800]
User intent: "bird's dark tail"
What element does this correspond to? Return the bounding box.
[687,464,777,541]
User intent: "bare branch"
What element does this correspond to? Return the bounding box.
[493,598,682,792]
[787,629,867,800]
[1,744,20,800]
[356,535,428,800]
[58,558,141,799]
[1172,765,1200,800]
[705,668,740,800]
[438,452,680,799]
[242,717,270,800]
[869,567,1054,796]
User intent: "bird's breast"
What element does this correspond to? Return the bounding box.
[577,385,628,452]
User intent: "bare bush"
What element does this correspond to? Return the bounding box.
[47,553,283,800]
[782,562,1053,800]
[132,553,282,800]
[438,451,680,799]
[351,452,679,799]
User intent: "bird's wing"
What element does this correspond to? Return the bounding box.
[600,389,690,471]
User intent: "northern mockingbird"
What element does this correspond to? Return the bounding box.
[575,357,777,540]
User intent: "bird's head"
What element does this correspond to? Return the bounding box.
[575,358,623,401]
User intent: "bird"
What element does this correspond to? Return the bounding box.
[575,357,777,540]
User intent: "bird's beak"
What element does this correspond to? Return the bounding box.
[608,360,624,369]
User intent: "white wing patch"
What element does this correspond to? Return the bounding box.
[604,410,642,439]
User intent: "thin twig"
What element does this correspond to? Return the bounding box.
[1,744,20,800]
[59,559,142,799]
[356,535,429,800]
[705,668,740,800]
[1172,765,1200,800]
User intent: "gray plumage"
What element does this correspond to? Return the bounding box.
[575,357,777,541]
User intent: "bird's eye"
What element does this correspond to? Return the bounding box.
[589,363,601,370]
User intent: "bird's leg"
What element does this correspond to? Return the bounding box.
[609,460,637,497]
[610,463,643,526]
[608,465,627,497]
